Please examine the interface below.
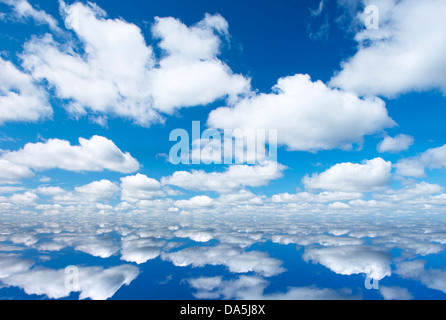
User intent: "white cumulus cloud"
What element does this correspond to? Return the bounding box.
[208,74,394,152]
[0,57,52,125]
[161,244,284,277]
[303,158,392,192]
[396,144,446,178]
[1,135,140,174]
[378,134,414,153]
[0,159,34,184]
[20,2,249,126]
[1,0,60,31]
[303,245,392,280]
[161,161,284,193]
[120,173,164,203]
[0,264,139,300]
[330,0,446,97]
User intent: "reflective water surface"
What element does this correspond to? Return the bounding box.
[0,211,445,300]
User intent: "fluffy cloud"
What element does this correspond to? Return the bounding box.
[303,245,392,280]
[73,237,119,258]
[120,173,164,203]
[0,253,34,279]
[35,186,65,196]
[0,0,60,31]
[0,57,52,124]
[395,260,446,294]
[1,135,139,173]
[373,234,444,257]
[0,264,139,300]
[20,2,249,126]
[272,234,363,247]
[9,191,38,205]
[330,0,446,97]
[272,191,363,203]
[303,158,392,192]
[174,195,214,209]
[378,134,414,153]
[215,190,264,206]
[161,161,284,193]
[48,180,119,204]
[161,244,284,277]
[30,232,120,258]
[173,228,213,243]
[74,180,119,201]
[208,74,394,152]
[120,236,168,264]
[374,182,444,203]
[396,144,446,178]
[150,14,250,114]
[22,1,157,125]
[0,159,34,184]
[186,275,357,300]
[379,286,413,300]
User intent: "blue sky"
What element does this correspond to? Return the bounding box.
[0,0,446,300]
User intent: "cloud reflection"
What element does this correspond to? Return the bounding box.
[0,211,445,299]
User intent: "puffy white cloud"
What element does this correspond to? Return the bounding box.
[161,161,284,193]
[174,195,214,209]
[303,158,392,192]
[150,14,250,113]
[174,229,213,242]
[272,234,363,247]
[396,144,446,178]
[303,245,392,280]
[187,276,269,299]
[328,202,351,210]
[372,235,444,257]
[208,74,394,152]
[0,186,25,194]
[0,253,34,279]
[215,190,264,206]
[120,236,168,264]
[1,0,60,31]
[0,264,139,300]
[120,173,164,203]
[0,159,34,184]
[9,191,38,205]
[395,260,446,294]
[9,233,38,246]
[152,14,228,61]
[21,2,249,126]
[35,186,65,196]
[374,182,444,203]
[379,286,413,300]
[74,180,119,202]
[32,232,118,257]
[378,134,414,153]
[405,182,444,195]
[1,135,139,173]
[330,0,446,97]
[272,191,363,203]
[38,180,119,205]
[0,57,52,124]
[73,236,118,258]
[187,275,357,300]
[161,244,284,277]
